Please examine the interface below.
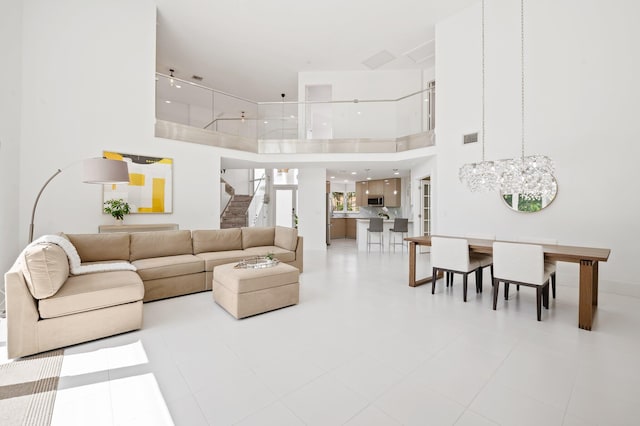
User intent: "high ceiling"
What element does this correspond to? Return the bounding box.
[155,0,478,102]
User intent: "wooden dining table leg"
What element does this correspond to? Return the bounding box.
[579,259,598,330]
[409,241,417,287]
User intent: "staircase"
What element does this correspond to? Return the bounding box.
[220,194,253,229]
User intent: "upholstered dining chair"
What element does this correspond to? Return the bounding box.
[516,237,558,298]
[367,217,384,252]
[431,237,493,302]
[492,242,556,321]
[389,218,408,252]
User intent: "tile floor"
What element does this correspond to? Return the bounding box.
[2,239,640,425]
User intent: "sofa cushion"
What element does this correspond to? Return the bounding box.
[241,227,275,249]
[38,270,143,319]
[194,250,247,271]
[131,254,204,281]
[274,226,298,251]
[192,229,242,254]
[129,230,192,261]
[20,243,69,299]
[66,233,129,262]
[242,246,296,263]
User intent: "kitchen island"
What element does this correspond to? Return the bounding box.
[355,219,414,251]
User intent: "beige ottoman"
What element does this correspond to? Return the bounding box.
[213,262,299,319]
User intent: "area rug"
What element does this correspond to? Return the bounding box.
[0,349,64,426]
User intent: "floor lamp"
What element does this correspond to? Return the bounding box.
[28,157,130,243]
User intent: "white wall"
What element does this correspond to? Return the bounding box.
[297,168,326,251]
[0,0,22,276]
[221,169,251,195]
[15,0,221,259]
[436,0,640,286]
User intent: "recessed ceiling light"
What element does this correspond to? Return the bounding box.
[330,176,335,179]
[366,177,372,180]
[175,84,181,89]
[385,179,389,182]
[264,121,268,124]
[357,111,362,115]
[351,171,357,175]
[344,179,348,183]
[164,100,171,104]
[393,169,400,175]
[290,115,295,119]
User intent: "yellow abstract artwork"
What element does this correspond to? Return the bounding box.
[103,151,173,213]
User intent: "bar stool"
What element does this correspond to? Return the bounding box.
[367,218,384,252]
[389,218,408,252]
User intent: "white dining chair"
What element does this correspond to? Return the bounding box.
[431,237,493,302]
[492,242,556,321]
[515,236,558,298]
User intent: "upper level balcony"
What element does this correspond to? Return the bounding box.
[155,73,435,154]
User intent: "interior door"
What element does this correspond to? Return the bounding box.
[275,186,298,228]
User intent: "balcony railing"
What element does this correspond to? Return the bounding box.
[155,73,435,144]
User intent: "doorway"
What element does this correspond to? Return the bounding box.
[275,186,298,228]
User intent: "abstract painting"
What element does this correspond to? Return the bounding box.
[103,151,173,213]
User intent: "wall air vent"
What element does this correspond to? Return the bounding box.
[191,75,203,81]
[463,132,479,144]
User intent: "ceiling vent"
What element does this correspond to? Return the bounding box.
[191,75,203,81]
[362,50,396,70]
[404,40,435,64]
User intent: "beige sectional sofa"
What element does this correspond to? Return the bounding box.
[4,226,303,358]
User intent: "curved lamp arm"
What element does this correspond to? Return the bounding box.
[27,157,129,243]
[29,169,63,243]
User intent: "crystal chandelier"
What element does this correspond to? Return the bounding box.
[459,0,498,192]
[460,0,556,198]
[495,0,555,199]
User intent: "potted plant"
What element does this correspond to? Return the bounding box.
[103,199,131,224]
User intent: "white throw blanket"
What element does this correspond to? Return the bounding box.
[24,235,137,275]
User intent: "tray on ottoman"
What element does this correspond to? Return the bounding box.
[213,262,299,319]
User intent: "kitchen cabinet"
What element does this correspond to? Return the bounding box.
[355,178,401,207]
[331,217,356,239]
[383,178,401,207]
[330,218,346,239]
[346,218,357,239]
[355,181,367,206]
[367,180,383,196]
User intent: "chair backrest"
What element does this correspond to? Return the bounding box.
[392,218,408,232]
[493,242,545,285]
[368,217,383,232]
[431,237,470,272]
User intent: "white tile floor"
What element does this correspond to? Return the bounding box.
[2,239,640,425]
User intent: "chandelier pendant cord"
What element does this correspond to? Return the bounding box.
[520,0,525,165]
[482,0,486,163]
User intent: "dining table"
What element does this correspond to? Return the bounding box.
[404,235,611,331]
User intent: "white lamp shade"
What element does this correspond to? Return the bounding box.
[82,158,130,184]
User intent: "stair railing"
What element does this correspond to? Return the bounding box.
[247,173,267,226]
[220,177,234,219]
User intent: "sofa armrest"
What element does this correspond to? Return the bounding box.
[5,263,40,359]
[295,236,303,273]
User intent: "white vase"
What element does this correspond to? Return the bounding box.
[115,219,123,226]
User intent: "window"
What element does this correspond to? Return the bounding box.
[332,191,359,213]
[346,192,359,212]
[332,192,345,211]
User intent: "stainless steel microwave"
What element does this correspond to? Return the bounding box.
[367,196,384,206]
